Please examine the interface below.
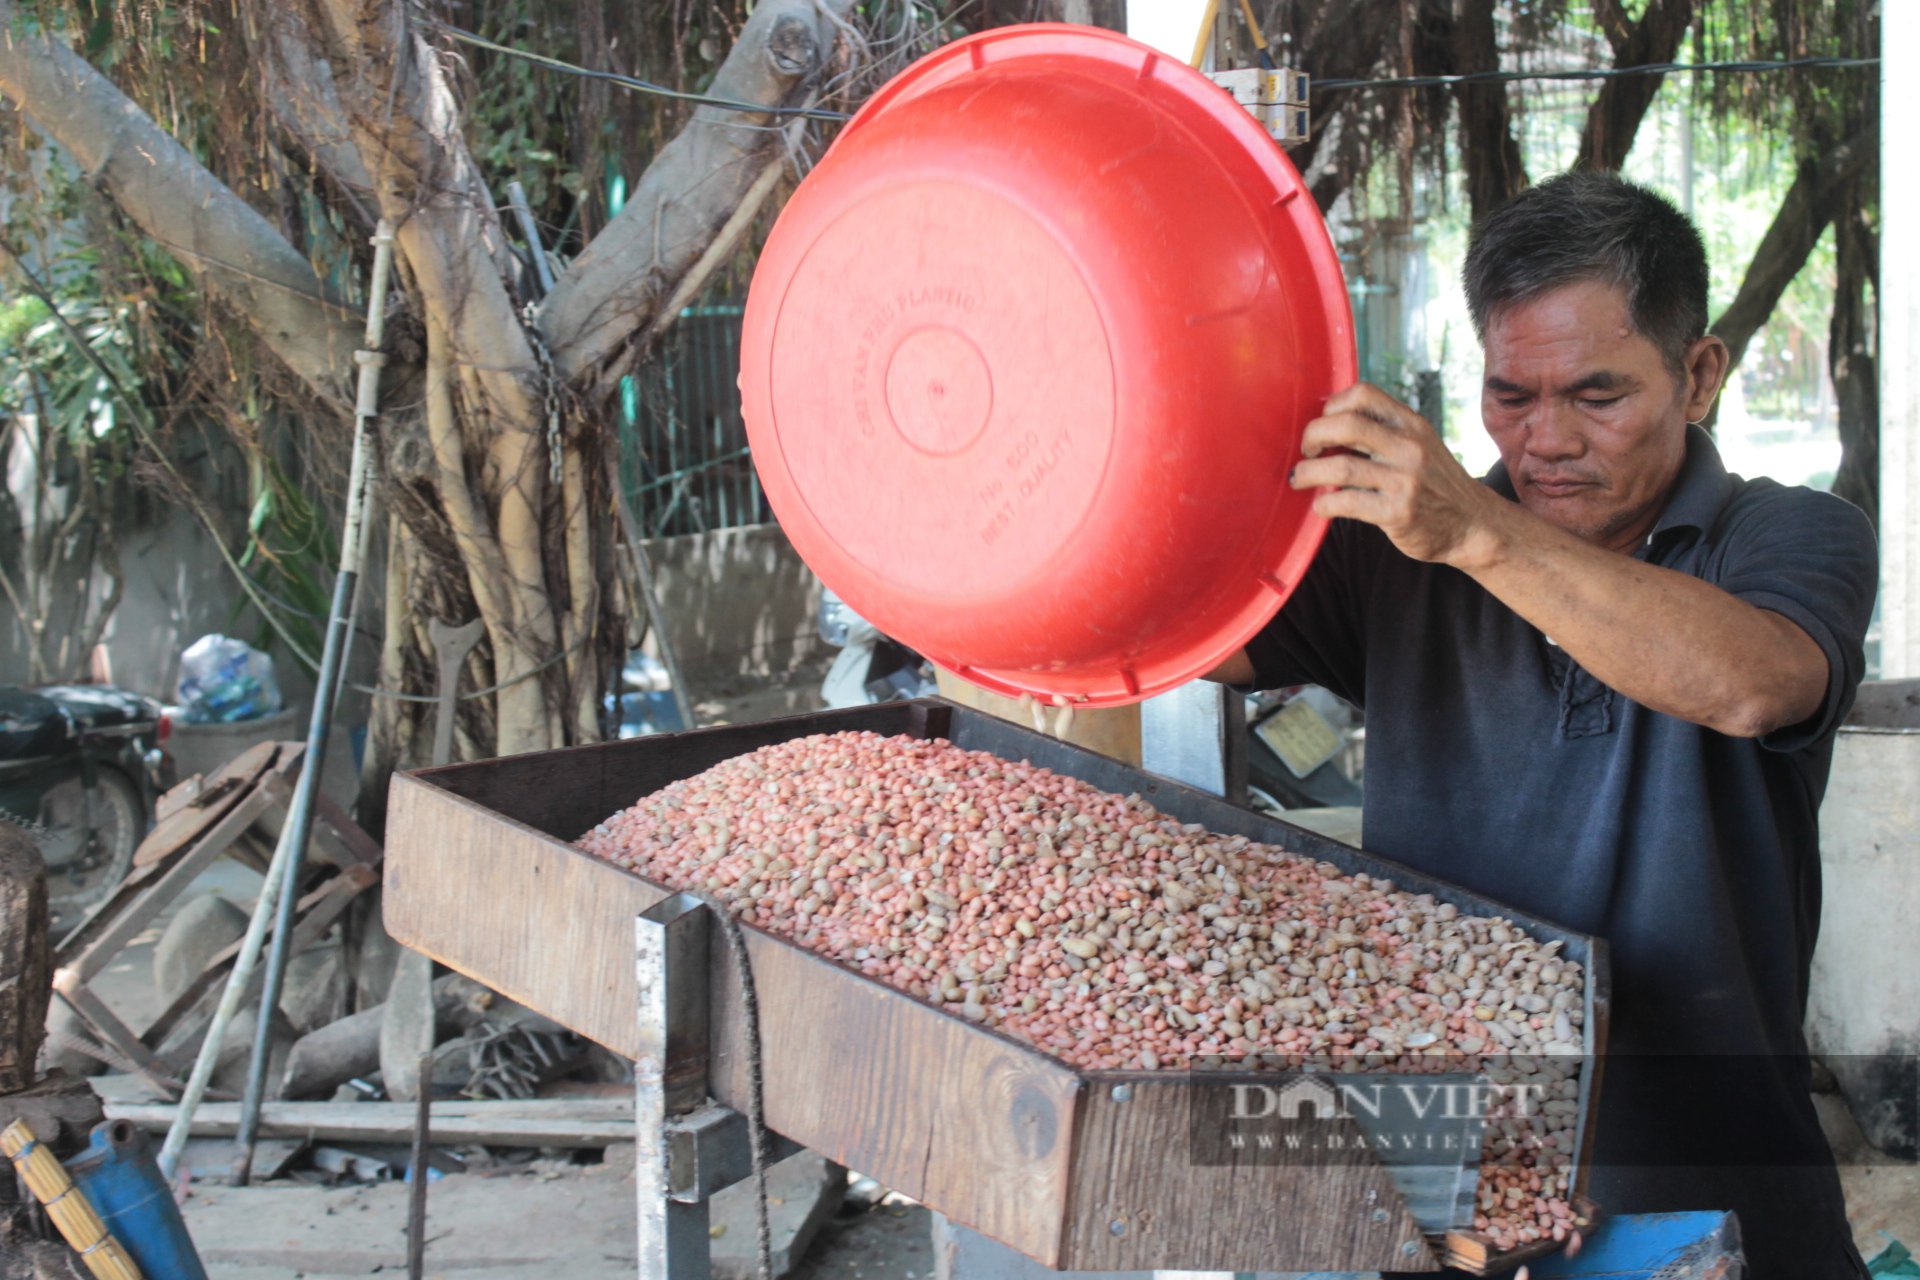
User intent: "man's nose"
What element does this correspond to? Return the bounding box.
[1522,406,1588,460]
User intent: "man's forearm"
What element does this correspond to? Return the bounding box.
[1459,503,1827,737]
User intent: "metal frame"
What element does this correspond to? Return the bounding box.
[634,893,800,1279]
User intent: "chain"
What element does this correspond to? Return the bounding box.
[0,809,52,845]
[524,305,563,488]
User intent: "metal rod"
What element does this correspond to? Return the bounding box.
[408,1050,432,1280]
[633,446,752,494]
[609,465,697,735]
[229,219,397,1186]
[505,181,556,297]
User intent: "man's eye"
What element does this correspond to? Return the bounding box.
[1497,398,1529,410]
[1581,396,1625,409]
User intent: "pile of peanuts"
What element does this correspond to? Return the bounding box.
[578,730,1587,1250]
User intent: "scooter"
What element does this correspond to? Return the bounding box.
[0,684,168,920]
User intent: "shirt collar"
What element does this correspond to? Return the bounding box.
[1480,424,1734,542]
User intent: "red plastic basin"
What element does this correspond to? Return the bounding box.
[740,24,1355,707]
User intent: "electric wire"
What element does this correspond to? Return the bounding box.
[1313,56,1879,91]
[434,22,1876,108]
[431,22,856,120]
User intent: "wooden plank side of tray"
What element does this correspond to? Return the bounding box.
[706,934,1082,1265]
[384,767,1083,1266]
[1057,1075,1436,1272]
[385,772,661,1053]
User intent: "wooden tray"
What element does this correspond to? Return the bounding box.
[384,699,1609,1272]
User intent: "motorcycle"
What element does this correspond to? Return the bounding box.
[0,684,169,921]
[817,589,940,708]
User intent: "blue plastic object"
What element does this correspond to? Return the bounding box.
[1869,1234,1920,1278]
[65,1119,209,1280]
[1527,1210,1743,1279]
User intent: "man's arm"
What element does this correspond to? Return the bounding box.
[1251,385,1827,739]
[1206,650,1257,685]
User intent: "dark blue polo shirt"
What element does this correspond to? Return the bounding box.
[1244,426,1877,1279]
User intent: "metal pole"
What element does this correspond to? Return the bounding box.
[161,220,396,1181]
[635,894,713,1279]
[408,1050,433,1280]
[506,181,556,297]
[229,219,397,1185]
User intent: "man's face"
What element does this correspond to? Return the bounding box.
[1481,279,1694,553]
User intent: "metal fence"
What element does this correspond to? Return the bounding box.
[618,306,771,538]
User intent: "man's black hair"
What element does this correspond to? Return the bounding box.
[1463,171,1710,377]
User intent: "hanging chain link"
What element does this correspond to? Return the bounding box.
[524,305,563,488]
[0,808,53,846]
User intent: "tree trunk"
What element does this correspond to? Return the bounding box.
[1,0,854,820]
[1828,196,1878,524]
[0,822,49,1092]
[1708,129,1875,372]
[1574,0,1696,173]
[0,5,360,402]
[1272,0,1407,214]
[540,0,856,381]
[1451,0,1526,222]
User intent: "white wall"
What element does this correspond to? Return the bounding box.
[1124,0,1209,59]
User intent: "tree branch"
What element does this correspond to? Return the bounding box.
[1708,128,1874,370]
[1574,0,1696,173]
[0,2,361,408]
[538,0,856,382]
[1452,0,1527,221]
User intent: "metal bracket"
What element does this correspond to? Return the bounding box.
[635,894,796,1278]
[666,1102,803,1203]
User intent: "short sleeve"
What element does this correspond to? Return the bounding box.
[1239,518,1378,707]
[1707,486,1878,752]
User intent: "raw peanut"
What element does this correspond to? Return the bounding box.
[576,730,1587,1245]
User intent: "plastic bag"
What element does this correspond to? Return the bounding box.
[176,634,284,724]
[1869,1236,1920,1279]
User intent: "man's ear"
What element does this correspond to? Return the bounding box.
[1684,335,1731,423]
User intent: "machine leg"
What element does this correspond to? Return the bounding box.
[1141,681,1247,804]
[636,894,715,1280]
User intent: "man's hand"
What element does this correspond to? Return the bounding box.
[1212,382,1831,739]
[1291,383,1508,570]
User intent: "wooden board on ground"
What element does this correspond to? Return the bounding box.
[107,1098,636,1148]
[384,700,1609,1274]
[46,742,384,1097]
[133,740,279,867]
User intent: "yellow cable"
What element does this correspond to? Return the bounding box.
[1236,0,1270,51]
[1189,0,1219,67]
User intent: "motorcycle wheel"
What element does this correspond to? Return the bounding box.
[41,768,142,920]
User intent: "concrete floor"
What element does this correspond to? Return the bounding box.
[1816,1093,1920,1264]
[178,1158,929,1280]
[789,1203,934,1280]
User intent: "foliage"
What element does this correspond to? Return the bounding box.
[0,241,148,682]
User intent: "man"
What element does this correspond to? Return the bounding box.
[1210,171,1876,1278]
